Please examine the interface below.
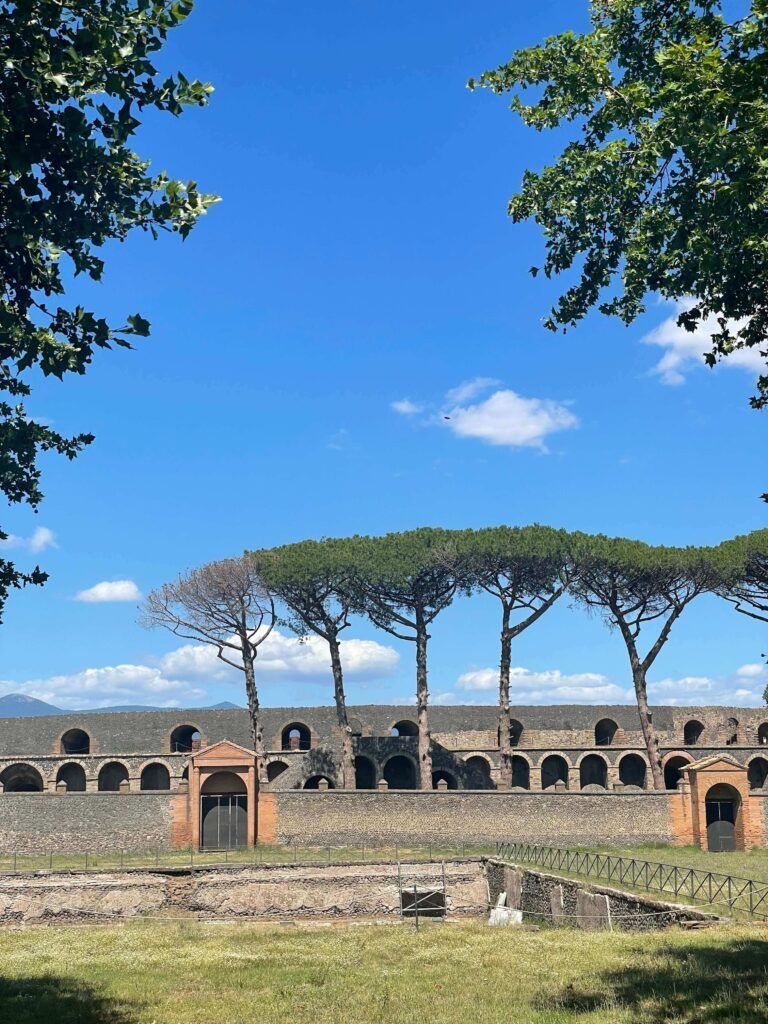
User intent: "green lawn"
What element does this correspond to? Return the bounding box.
[585,844,768,883]
[1,919,768,1023]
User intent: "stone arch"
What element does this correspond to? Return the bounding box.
[594,719,618,746]
[382,754,417,790]
[579,753,608,789]
[140,762,171,791]
[389,719,418,738]
[303,775,335,790]
[683,719,705,746]
[758,722,768,745]
[725,717,739,745]
[266,760,289,783]
[201,770,246,794]
[540,753,569,790]
[354,755,376,790]
[463,754,493,787]
[348,717,364,737]
[56,762,86,792]
[618,752,647,789]
[0,762,44,792]
[97,760,129,792]
[500,719,524,747]
[747,755,768,791]
[511,754,530,790]
[169,724,202,754]
[663,753,692,790]
[59,727,91,755]
[280,722,311,751]
[431,769,458,790]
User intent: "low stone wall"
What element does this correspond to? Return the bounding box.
[272,790,675,846]
[0,860,487,924]
[485,860,720,930]
[0,793,189,853]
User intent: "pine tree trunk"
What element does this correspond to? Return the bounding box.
[498,602,513,788]
[243,653,266,784]
[634,666,664,790]
[328,634,355,789]
[415,608,433,789]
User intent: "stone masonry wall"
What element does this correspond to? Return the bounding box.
[273,791,674,846]
[484,860,720,930]
[0,861,487,924]
[0,793,187,853]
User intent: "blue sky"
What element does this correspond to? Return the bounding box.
[0,0,765,710]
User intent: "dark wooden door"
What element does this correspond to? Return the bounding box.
[706,799,736,852]
[201,794,247,850]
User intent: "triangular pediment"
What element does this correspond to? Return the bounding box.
[682,753,744,774]
[191,739,257,764]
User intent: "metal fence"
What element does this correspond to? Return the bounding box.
[496,841,768,919]
[0,841,494,876]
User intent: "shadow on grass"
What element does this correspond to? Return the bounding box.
[540,937,768,1022]
[0,974,138,1024]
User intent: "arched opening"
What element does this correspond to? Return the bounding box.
[181,765,189,782]
[759,723,768,746]
[390,720,418,738]
[280,722,311,751]
[705,783,741,852]
[748,757,768,791]
[509,720,523,747]
[464,755,492,787]
[594,719,618,746]
[56,762,86,792]
[431,769,458,790]
[683,720,705,746]
[541,754,569,790]
[726,717,739,745]
[348,718,364,738]
[619,753,647,789]
[511,755,530,790]
[383,755,417,790]
[98,762,129,792]
[140,763,170,791]
[354,756,376,790]
[60,728,90,755]
[170,725,201,754]
[0,763,44,792]
[303,775,335,789]
[579,754,607,789]
[663,755,690,791]
[267,760,289,783]
[200,771,247,850]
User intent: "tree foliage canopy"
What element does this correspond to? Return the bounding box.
[470,0,768,420]
[0,0,216,615]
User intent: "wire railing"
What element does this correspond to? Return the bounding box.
[0,842,494,876]
[496,841,768,920]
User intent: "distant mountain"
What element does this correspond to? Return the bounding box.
[0,693,244,718]
[0,693,64,717]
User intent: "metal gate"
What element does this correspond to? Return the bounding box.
[706,799,736,852]
[201,794,247,850]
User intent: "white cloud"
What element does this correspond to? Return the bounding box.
[444,377,501,405]
[443,388,578,451]
[160,629,399,682]
[641,299,763,385]
[450,666,625,705]
[0,664,206,710]
[75,580,141,603]
[391,399,422,415]
[737,663,766,679]
[0,526,57,553]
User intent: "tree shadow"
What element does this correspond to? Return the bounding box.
[539,937,768,1023]
[0,974,140,1024]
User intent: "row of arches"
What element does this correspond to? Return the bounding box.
[0,761,174,792]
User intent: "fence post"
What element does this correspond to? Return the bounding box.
[414,883,419,931]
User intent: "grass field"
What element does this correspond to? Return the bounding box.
[585,844,768,883]
[1,919,768,1024]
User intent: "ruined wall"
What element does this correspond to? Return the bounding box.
[0,793,188,853]
[485,860,719,930]
[272,790,675,846]
[0,860,487,924]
